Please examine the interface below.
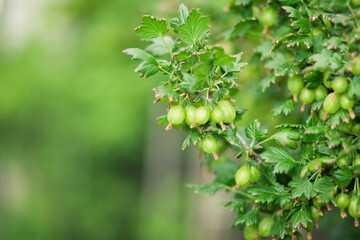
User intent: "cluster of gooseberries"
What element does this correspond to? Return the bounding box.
[243,192,360,240]
[244,216,280,240]
[251,6,277,29]
[126,2,360,239]
[297,154,360,234]
[301,154,360,178]
[287,57,360,131]
[233,165,260,190]
[310,191,360,228]
[241,154,360,240]
[166,99,237,159]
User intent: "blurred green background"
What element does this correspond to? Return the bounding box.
[0,0,358,239]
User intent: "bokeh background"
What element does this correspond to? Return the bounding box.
[0,0,358,239]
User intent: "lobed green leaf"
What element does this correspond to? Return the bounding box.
[178,9,210,45]
[261,147,301,173]
[135,16,169,41]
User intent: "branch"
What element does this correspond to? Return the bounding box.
[235,131,262,162]
[236,131,249,147]
[223,185,256,201]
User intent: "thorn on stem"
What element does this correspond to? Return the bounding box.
[230,122,235,129]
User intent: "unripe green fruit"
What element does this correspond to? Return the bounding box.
[340,94,355,110]
[308,159,322,171]
[260,8,277,27]
[195,106,211,125]
[349,196,360,219]
[352,57,360,75]
[332,77,348,93]
[202,136,217,154]
[337,193,350,209]
[311,206,322,221]
[299,165,308,178]
[167,105,185,125]
[185,105,196,126]
[310,28,325,38]
[324,93,340,114]
[287,75,303,94]
[352,124,360,135]
[218,100,236,123]
[312,198,323,208]
[300,88,315,104]
[258,216,275,237]
[211,106,224,123]
[249,166,260,183]
[287,139,298,150]
[252,5,261,19]
[314,85,328,101]
[244,225,260,240]
[235,166,251,186]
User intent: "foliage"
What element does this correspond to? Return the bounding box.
[125,1,360,239]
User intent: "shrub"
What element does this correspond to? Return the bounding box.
[125,1,360,239]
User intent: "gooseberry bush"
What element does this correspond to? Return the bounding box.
[124,1,360,239]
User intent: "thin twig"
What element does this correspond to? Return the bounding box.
[223,185,256,200]
[160,35,173,57]
[235,131,262,161]
[236,131,249,148]
[347,0,360,30]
